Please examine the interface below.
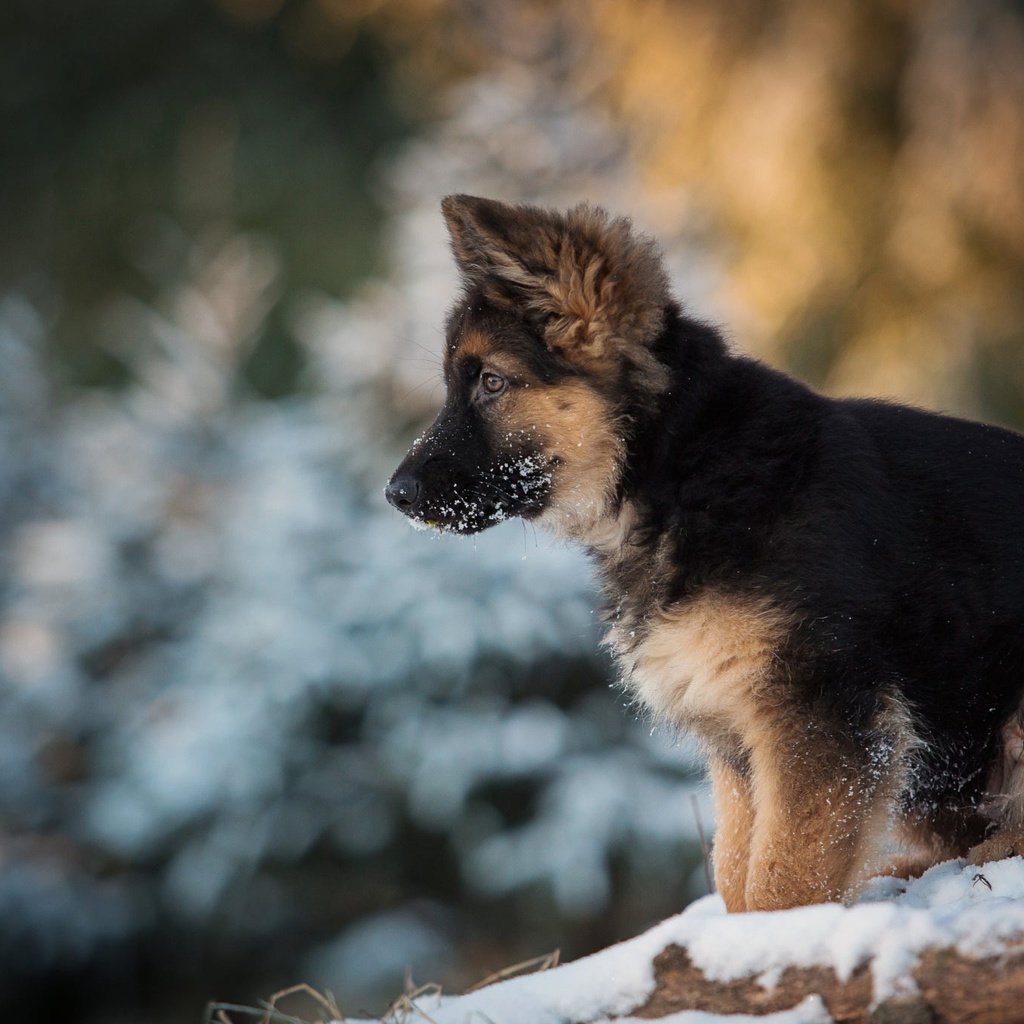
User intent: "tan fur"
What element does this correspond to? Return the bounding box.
[452,335,534,391]
[982,711,1024,828]
[746,696,918,909]
[708,756,754,913]
[612,592,789,741]
[750,696,919,909]
[498,381,626,544]
[611,592,920,909]
[745,733,872,909]
[967,829,1024,866]
[457,329,496,362]
[577,501,639,559]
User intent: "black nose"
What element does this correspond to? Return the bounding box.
[385,472,422,514]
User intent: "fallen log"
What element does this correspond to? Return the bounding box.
[362,858,1024,1024]
[634,941,1024,1023]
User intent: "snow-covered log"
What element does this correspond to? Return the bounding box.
[353,857,1024,1024]
[636,940,1024,1023]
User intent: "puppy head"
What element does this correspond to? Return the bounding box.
[385,196,671,538]
[440,195,671,391]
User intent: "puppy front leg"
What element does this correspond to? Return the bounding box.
[708,755,754,912]
[744,727,893,911]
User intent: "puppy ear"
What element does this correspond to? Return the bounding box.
[441,194,561,298]
[538,203,670,382]
[440,196,670,387]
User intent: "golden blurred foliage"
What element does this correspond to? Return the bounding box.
[356,0,1024,419]
[591,0,1024,414]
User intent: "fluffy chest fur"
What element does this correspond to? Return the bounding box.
[606,591,791,757]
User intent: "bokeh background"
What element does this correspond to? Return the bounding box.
[2,0,1024,1021]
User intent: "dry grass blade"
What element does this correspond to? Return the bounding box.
[205,1002,295,1024]
[204,1004,307,1024]
[206,948,561,1024]
[465,949,561,992]
[261,983,345,1024]
[381,981,443,1024]
[205,983,345,1024]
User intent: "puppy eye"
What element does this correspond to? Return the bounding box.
[480,371,507,396]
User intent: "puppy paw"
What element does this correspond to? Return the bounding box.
[966,831,1024,866]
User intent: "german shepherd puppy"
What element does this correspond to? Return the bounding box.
[386,195,1024,912]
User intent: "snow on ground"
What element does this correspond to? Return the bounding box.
[340,856,1024,1024]
[607,999,832,1024]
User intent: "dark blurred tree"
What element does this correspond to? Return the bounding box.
[0,0,416,395]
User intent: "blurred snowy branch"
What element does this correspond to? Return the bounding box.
[0,42,710,1008]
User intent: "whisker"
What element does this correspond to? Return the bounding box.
[396,378,444,406]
